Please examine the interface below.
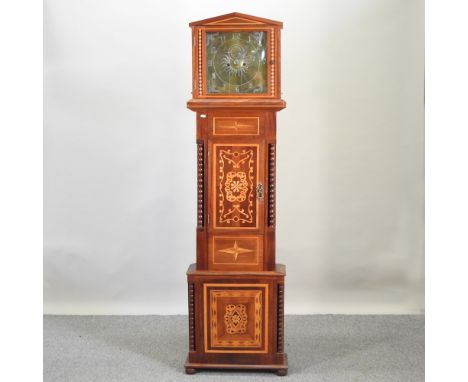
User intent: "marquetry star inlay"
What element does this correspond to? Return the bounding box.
[218,241,253,261]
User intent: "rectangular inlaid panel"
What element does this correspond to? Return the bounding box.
[213,144,259,229]
[203,283,268,353]
[213,117,260,135]
[209,235,263,271]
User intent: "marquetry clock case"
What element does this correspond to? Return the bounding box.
[185,13,287,376]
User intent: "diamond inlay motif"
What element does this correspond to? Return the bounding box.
[218,240,253,261]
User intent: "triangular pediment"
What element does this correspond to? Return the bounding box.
[211,16,261,25]
[189,12,282,27]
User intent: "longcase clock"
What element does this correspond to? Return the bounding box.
[185,12,287,376]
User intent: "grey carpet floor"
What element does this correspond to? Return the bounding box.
[44,315,424,382]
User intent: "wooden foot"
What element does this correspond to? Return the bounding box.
[185,367,196,375]
[276,368,287,376]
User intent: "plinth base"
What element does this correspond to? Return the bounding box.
[184,354,288,376]
[186,264,287,376]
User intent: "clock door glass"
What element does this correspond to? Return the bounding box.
[206,31,267,94]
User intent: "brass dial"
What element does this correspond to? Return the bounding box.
[206,31,267,94]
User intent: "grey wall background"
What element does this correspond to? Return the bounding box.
[44,0,424,314]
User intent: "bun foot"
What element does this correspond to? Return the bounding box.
[276,368,287,376]
[185,367,196,375]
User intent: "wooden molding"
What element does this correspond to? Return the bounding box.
[189,12,283,27]
[187,99,286,111]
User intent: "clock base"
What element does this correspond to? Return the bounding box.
[186,264,287,376]
[184,354,288,376]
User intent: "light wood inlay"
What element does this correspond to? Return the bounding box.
[224,304,248,333]
[212,236,260,265]
[203,284,268,353]
[213,117,260,135]
[213,144,259,229]
[210,17,263,25]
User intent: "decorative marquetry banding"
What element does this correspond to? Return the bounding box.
[197,140,204,228]
[198,29,203,95]
[270,28,275,96]
[188,283,196,351]
[268,143,276,227]
[204,284,268,353]
[209,289,263,348]
[277,284,284,353]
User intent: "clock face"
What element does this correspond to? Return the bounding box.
[206,31,267,94]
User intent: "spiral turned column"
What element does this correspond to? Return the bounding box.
[277,283,284,352]
[197,140,204,228]
[268,143,276,227]
[188,283,195,351]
